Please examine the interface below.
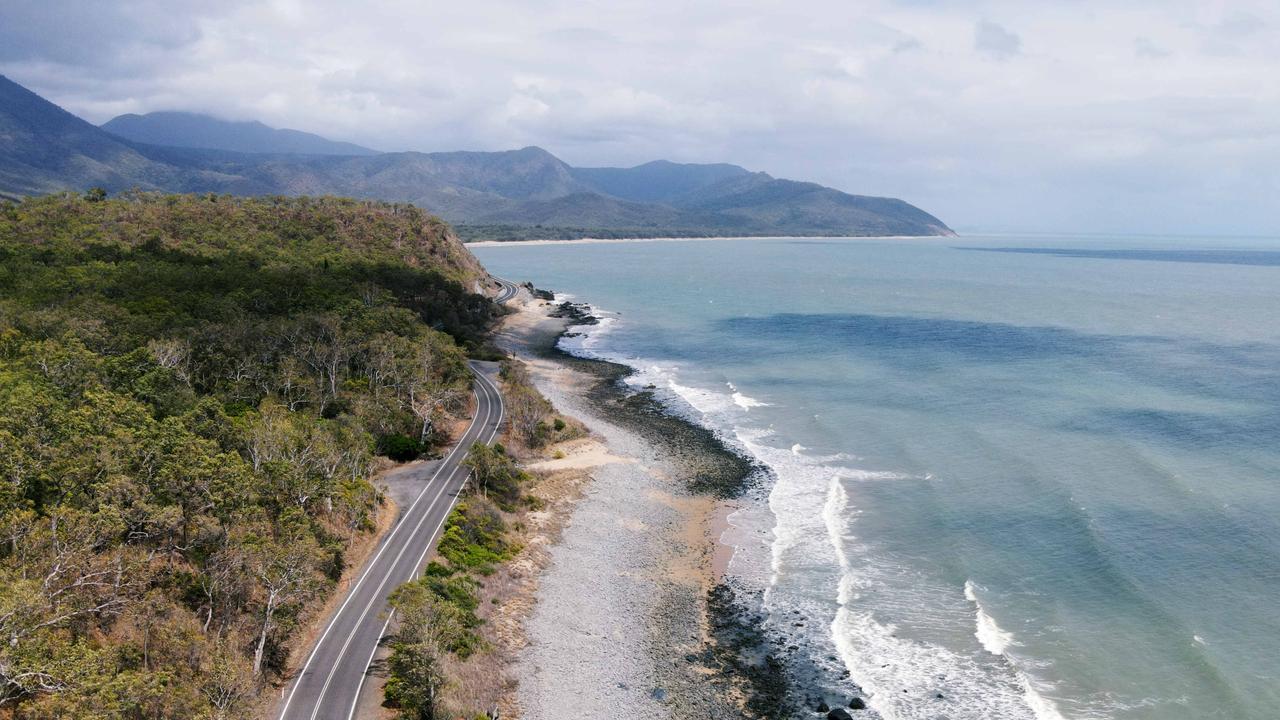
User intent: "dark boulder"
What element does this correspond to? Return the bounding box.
[848,697,867,710]
[827,709,855,720]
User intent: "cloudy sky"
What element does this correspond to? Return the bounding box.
[3,0,1278,235]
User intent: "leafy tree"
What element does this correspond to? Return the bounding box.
[242,520,323,677]
[384,580,467,720]
[379,433,422,462]
[462,442,527,506]
[435,498,511,575]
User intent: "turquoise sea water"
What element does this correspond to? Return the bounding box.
[473,235,1280,720]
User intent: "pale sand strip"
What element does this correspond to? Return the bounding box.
[494,293,738,719]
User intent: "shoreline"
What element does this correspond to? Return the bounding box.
[494,290,799,718]
[467,233,955,247]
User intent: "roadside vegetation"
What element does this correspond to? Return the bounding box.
[0,191,494,718]
[382,445,527,720]
[498,360,586,450]
[382,359,583,720]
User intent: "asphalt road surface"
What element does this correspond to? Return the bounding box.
[492,275,520,304]
[277,280,515,719]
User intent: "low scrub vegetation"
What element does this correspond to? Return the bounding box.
[382,360,588,719]
[499,360,585,448]
[383,441,539,719]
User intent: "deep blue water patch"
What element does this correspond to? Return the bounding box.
[958,247,1280,267]
[716,313,1280,401]
[718,313,1108,362]
[1064,407,1280,451]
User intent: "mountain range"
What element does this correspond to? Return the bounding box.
[102,111,379,156]
[0,75,953,238]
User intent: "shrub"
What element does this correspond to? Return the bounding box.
[379,433,421,461]
[424,561,453,577]
[462,442,526,505]
[436,500,510,575]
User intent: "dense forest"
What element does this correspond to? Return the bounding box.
[0,192,497,718]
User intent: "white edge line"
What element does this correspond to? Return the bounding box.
[344,365,505,720]
[307,373,495,719]
[279,373,489,719]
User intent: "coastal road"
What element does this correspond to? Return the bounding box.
[277,333,510,715]
[492,275,520,304]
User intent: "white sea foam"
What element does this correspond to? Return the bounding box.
[551,293,628,362]
[727,381,771,410]
[817,477,1071,720]
[827,558,1077,720]
[666,378,736,416]
[965,580,1017,656]
[1020,676,1072,720]
[546,295,1076,720]
[598,360,1070,720]
[621,365,775,432]
[831,604,1039,720]
[817,478,1036,719]
[556,311,616,359]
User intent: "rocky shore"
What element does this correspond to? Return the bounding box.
[493,290,819,718]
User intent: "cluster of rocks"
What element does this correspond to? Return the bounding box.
[524,282,555,301]
[814,696,868,719]
[548,300,599,325]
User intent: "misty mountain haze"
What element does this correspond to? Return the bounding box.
[0,76,953,238]
[102,111,380,156]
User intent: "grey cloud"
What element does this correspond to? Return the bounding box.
[1200,11,1268,56]
[1,1,1279,236]
[0,0,210,65]
[1134,37,1170,59]
[974,20,1021,59]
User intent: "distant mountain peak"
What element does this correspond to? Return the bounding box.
[1,76,952,238]
[100,111,379,156]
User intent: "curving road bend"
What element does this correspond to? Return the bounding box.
[492,275,520,304]
[277,281,516,720]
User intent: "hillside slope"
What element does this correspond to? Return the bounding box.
[0,192,494,717]
[1,76,954,237]
[102,111,379,156]
[570,159,752,204]
[0,75,247,197]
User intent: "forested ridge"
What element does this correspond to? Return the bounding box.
[0,192,497,718]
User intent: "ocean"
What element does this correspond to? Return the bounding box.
[472,235,1280,720]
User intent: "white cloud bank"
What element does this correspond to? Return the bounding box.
[2,0,1278,235]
